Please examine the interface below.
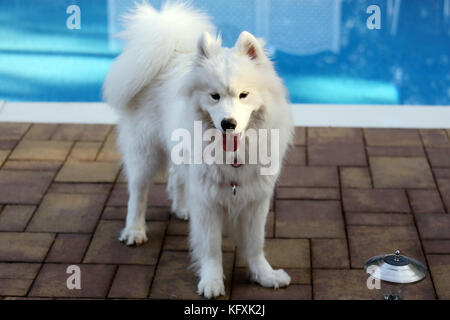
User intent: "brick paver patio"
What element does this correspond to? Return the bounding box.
[0,123,449,300]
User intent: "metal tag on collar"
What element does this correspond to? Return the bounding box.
[231,183,237,196]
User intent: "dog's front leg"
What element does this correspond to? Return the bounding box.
[119,157,152,246]
[189,199,225,299]
[239,198,291,288]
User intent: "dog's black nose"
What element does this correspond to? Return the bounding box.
[221,118,237,131]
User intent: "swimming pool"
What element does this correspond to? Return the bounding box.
[0,0,449,105]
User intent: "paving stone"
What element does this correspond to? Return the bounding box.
[56,161,120,183]
[150,251,233,299]
[10,140,72,161]
[308,128,363,145]
[0,150,9,166]
[265,211,274,238]
[27,193,107,233]
[118,168,168,184]
[416,214,450,239]
[0,205,35,231]
[0,263,41,296]
[293,127,306,146]
[45,234,91,263]
[437,179,450,211]
[48,183,112,194]
[236,239,310,268]
[0,263,41,279]
[340,167,371,188]
[364,129,422,147]
[343,189,409,213]
[311,239,349,268]
[23,124,58,140]
[0,123,30,140]
[408,190,445,214]
[427,148,450,167]
[434,168,450,179]
[423,240,450,254]
[285,268,311,285]
[29,264,115,298]
[102,206,170,221]
[285,146,306,165]
[108,183,171,207]
[0,140,18,150]
[367,146,425,157]
[276,200,345,238]
[275,187,340,200]
[313,269,435,300]
[345,212,414,226]
[0,170,54,204]
[278,166,338,187]
[313,269,377,300]
[97,131,121,161]
[420,129,450,148]
[108,265,155,299]
[348,225,423,268]
[68,142,102,161]
[52,124,111,141]
[167,217,189,236]
[2,160,62,171]
[163,235,235,252]
[0,232,54,262]
[231,268,311,300]
[427,255,450,299]
[370,157,435,188]
[84,220,166,265]
[0,279,34,296]
[309,143,367,166]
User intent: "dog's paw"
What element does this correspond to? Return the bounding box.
[118,228,148,246]
[174,208,189,221]
[252,268,291,289]
[197,278,225,299]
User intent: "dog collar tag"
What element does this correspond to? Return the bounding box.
[230,183,237,196]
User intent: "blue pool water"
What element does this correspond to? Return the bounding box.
[0,0,449,105]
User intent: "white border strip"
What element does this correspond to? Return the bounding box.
[0,102,449,128]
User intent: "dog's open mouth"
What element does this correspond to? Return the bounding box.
[222,132,241,152]
[222,133,242,168]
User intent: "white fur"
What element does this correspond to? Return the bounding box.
[104,1,294,299]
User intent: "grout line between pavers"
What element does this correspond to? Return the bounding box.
[105,265,119,299]
[24,130,78,297]
[146,222,169,299]
[404,188,439,300]
[228,244,237,300]
[308,238,314,300]
[95,125,115,162]
[414,132,445,299]
[337,165,353,272]
[0,123,33,170]
[361,128,375,189]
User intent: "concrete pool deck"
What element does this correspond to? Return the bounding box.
[0,122,449,300]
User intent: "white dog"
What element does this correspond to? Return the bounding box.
[104,2,294,299]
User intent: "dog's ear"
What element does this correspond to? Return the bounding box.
[235,31,265,62]
[198,32,221,59]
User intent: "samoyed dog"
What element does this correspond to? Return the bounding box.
[104,2,293,298]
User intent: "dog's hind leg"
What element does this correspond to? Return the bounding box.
[119,145,165,246]
[167,165,189,220]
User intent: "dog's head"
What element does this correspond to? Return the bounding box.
[188,31,276,150]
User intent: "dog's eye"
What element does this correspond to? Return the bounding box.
[239,92,249,99]
[210,93,220,101]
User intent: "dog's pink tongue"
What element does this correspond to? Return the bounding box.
[222,133,241,152]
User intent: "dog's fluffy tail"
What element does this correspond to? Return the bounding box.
[103,1,214,110]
